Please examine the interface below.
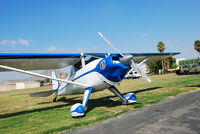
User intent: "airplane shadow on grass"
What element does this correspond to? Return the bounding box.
[0,87,161,119]
[86,86,161,114]
[185,84,200,88]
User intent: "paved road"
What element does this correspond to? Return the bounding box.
[66,90,200,134]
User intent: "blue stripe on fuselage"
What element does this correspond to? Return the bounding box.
[58,69,96,91]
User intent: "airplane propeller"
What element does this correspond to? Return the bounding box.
[98,32,151,83]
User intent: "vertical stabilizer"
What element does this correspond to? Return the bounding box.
[66,66,75,80]
[52,70,60,90]
[57,66,75,94]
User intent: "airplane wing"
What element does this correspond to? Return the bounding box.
[127,52,180,64]
[0,53,81,71]
[0,52,180,72]
[86,52,180,64]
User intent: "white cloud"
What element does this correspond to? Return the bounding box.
[0,38,30,46]
[57,48,71,52]
[46,46,56,52]
[18,38,29,46]
[1,40,9,45]
[10,40,17,45]
[143,33,150,37]
[45,46,87,53]
[75,48,86,52]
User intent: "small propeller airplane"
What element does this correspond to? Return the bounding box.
[0,33,180,117]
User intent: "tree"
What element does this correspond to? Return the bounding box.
[168,57,177,69]
[163,57,177,69]
[157,41,165,53]
[147,62,160,74]
[157,41,166,71]
[147,57,176,75]
[44,78,50,83]
[194,40,200,55]
[39,80,45,86]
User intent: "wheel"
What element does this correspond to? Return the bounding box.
[124,93,136,104]
[71,103,85,118]
[176,70,180,75]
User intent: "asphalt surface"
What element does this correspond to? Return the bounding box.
[66,90,200,134]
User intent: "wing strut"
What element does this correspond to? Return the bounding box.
[0,65,89,88]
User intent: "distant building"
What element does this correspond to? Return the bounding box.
[0,70,66,91]
[0,82,16,91]
[0,81,40,91]
[176,58,186,67]
[16,81,40,90]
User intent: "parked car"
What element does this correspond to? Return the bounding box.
[176,64,200,75]
[125,70,141,79]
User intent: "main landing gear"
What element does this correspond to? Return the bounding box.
[108,86,136,104]
[70,87,93,118]
[70,86,136,118]
[53,92,57,102]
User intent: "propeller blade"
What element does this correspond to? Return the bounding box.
[131,61,151,83]
[98,32,124,57]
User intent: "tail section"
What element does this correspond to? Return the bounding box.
[52,70,60,90]
[30,70,59,97]
[30,68,76,97]
[58,66,75,90]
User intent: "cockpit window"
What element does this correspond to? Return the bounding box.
[112,56,120,64]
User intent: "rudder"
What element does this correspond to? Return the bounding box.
[52,70,60,90]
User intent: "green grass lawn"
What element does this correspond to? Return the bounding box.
[0,74,199,134]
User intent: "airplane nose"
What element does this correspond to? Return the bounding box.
[121,55,133,66]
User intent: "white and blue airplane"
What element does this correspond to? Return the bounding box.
[0,33,180,117]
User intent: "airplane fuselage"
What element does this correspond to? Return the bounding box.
[58,56,131,95]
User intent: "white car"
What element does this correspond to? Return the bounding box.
[125,70,141,79]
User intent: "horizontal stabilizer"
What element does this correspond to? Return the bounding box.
[30,90,55,97]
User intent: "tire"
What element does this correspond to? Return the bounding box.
[184,71,189,75]
[176,70,181,75]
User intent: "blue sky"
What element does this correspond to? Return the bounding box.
[0,0,200,82]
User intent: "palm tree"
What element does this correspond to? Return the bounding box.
[157,41,166,72]
[194,40,200,55]
[157,41,165,53]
